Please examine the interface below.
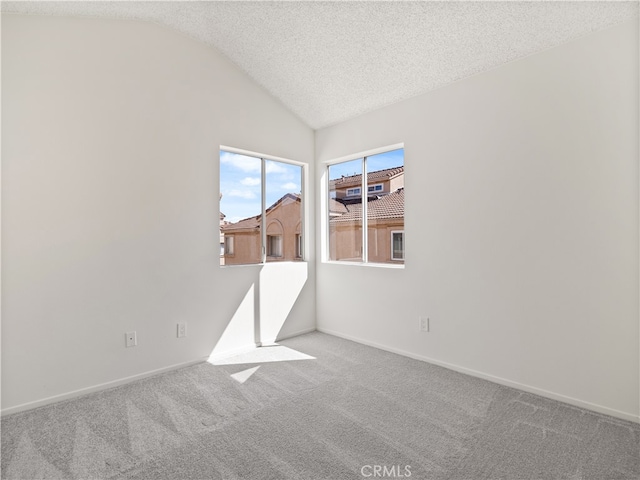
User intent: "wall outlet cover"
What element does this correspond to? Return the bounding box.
[419,317,429,332]
[177,322,187,338]
[125,331,137,347]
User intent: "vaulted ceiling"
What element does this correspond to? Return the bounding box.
[2,1,638,129]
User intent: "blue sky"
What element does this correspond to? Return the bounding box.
[220,148,403,223]
[328,148,404,180]
[220,151,302,223]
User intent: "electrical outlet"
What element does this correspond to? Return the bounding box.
[125,331,137,347]
[177,322,187,338]
[419,317,429,332]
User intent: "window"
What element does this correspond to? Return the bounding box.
[327,147,404,265]
[296,234,303,258]
[328,158,363,262]
[220,149,303,265]
[267,235,282,257]
[224,236,235,255]
[391,231,404,261]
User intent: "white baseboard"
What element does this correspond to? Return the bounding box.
[3,332,318,416]
[207,343,258,363]
[275,326,317,342]
[258,327,318,346]
[1,357,208,417]
[317,327,640,424]
[208,328,317,362]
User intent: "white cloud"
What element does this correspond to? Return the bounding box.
[280,182,299,191]
[265,161,288,174]
[226,189,257,199]
[220,152,292,176]
[240,177,261,186]
[220,151,261,173]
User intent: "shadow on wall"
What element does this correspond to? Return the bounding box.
[208,262,308,359]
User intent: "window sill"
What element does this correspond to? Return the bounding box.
[322,260,404,269]
[220,260,308,268]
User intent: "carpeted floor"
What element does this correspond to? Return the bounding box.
[2,331,639,479]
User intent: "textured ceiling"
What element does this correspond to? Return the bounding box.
[2,1,638,129]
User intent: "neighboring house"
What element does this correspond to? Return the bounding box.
[219,211,228,266]
[330,166,404,200]
[329,166,405,263]
[221,193,303,265]
[219,193,230,266]
[221,167,404,265]
[329,187,404,263]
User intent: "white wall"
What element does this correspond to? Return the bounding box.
[3,13,638,423]
[316,20,639,421]
[1,14,315,413]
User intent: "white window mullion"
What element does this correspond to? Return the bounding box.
[261,158,267,263]
[362,157,368,263]
[300,165,305,261]
[326,166,331,262]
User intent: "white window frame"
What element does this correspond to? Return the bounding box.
[324,143,404,267]
[346,187,361,197]
[391,230,404,261]
[368,183,383,193]
[220,146,306,266]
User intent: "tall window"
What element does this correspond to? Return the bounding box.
[220,149,303,266]
[328,158,363,262]
[224,236,235,256]
[327,147,404,265]
[267,235,282,257]
[391,231,404,261]
[296,234,303,259]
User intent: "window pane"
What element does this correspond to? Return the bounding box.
[366,148,404,264]
[328,158,363,262]
[267,235,282,257]
[265,159,303,262]
[392,232,404,260]
[224,236,235,255]
[219,151,262,265]
[296,234,302,258]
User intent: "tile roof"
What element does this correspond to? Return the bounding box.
[330,188,404,223]
[221,187,403,231]
[220,215,259,232]
[329,198,349,215]
[329,166,404,189]
[221,193,300,232]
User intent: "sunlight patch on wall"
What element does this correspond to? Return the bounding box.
[259,262,308,344]
[209,283,256,358]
